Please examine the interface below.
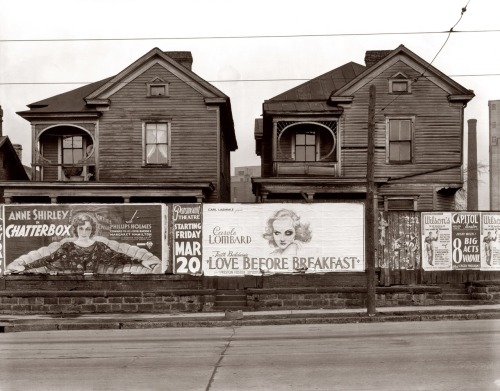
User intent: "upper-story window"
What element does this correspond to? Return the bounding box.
[389,72,411,94]
[276,121,337,162]
[144,122,170,165]
[387,117,414,163]
[147,77,169,97]
[62,136,84,166]
[294,131,318,161]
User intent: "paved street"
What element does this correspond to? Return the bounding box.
[1,320,500,391]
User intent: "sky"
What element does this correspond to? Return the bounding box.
[0,0,498,209]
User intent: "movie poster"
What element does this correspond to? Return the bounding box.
[4,204,167,274]
[421,212,452,271]
[171,203,202,274]
[480,213,500,270]
[201,203,365,276]
[451,212,481,270]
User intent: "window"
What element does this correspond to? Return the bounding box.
[144,122,170,165]
[391,80,409,93]
[62,136,84,177]
[385,197,416,211]
[387,118,413,163]
[150,85,167,96]
[389,73,411,94]
[63,136,83,164]
[493,122,497,129]
[295,131,317,161]
[147,77,169,97]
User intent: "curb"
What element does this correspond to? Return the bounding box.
[2,309,500,333]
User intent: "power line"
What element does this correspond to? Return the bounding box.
[0,29,498,43]
[1,73,499,86]
[378,0,472,114]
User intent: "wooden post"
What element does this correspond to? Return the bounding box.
[366,84,377,316]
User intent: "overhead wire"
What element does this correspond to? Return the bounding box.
[378,0,472,114]
[0,28,496,43]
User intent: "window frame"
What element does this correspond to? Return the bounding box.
[292,130,320,162]
[386,116,415,164]
[384,197,418,211]
[389,72,412,94]
[147,77,169,98]
[142,121,171,166]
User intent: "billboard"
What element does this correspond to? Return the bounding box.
[422,212,494,271]
[3,204,168,274]
[200,203,365,276]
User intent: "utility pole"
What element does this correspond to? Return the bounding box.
[366,84,377,316]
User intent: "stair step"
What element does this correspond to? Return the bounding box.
[439,284,467,290]
[439,299,478,306]
[442,293,471,300]
[216,295,247,302]
[441,289,469,294]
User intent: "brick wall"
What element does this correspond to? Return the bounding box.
[0,290,216,314]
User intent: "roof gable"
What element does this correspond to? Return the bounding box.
[333,44,474,99]
[85,48,227,102]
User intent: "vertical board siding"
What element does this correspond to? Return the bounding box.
[378,211,500,285]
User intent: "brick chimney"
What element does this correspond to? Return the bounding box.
[364,50,392,68]
[467,119,478,211]
[165,51,193,70]
[12,144,23,162]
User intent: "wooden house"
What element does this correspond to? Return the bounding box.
[8,48,237,204]
[253,45,474,211]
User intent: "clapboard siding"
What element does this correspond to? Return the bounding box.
[97,63,220,191]
[338,60,464,208]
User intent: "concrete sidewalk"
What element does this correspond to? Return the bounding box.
[2,304,500,333]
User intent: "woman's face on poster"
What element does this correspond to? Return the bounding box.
[272,217,295,249]
[77,221,93,239]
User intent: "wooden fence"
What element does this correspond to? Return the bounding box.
[376,211,500,286]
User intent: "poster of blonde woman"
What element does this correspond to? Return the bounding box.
[201,203,364,276]
[4,204,168,274]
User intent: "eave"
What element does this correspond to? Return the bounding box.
[0,181,215,201]
[252,177,389,195]
[16,111,102,121]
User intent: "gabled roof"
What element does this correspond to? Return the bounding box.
[85,48,229,102]
[263,62,366,113]
[332,44,474,100]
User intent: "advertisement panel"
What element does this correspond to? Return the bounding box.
[480,213,500,270]
[421,212,452,271]
[422,212,484,271]
[451,212,481,270]
[201,203,364,276]
[4,204,168,274]
[171,203,202,274]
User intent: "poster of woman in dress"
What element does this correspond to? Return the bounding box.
[4,204,167,274]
